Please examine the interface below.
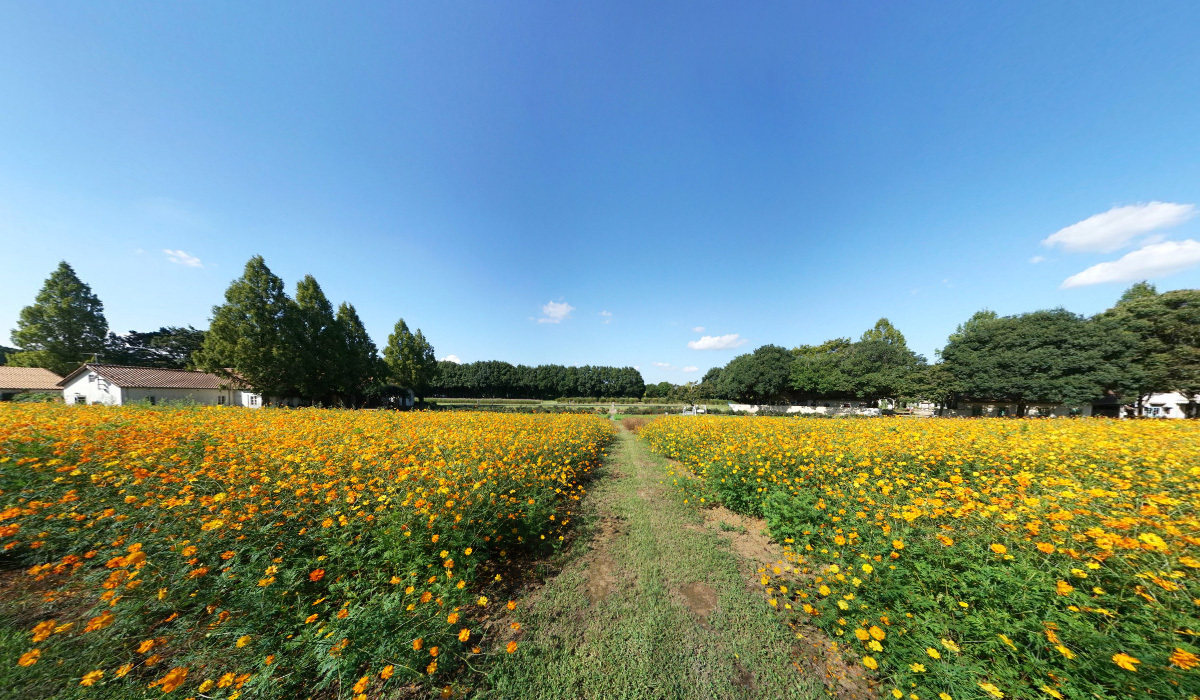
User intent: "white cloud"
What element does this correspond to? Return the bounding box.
[687,333,748,351]
[633,365,640,370]
[1029,255,1046,264]
[537,300,575,324]
[692,326,705,333]
[440,354,462,364]
[682,366,699,373]
[1042,202,1195,253]
[599,310,612,324]
[163,249,203,267]
[653,362,674,369]
[1061,239,1200,288]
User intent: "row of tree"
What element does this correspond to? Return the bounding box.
[5,258,441,406]
[694,284,1199,416]
[193,256,439,405]
[431,361,644,399]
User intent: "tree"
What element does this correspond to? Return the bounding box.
[383,319,439,403]
[860,318,906,346]
[102,327,206,369]
[791,338,854,398]
[8,261,108,375]
[195,256,297,399]
[719,344,793,404]
[292,275,341,403]
[0,345,19,365]
[941,308,1134,416]
[334,303,381,407]
[1101,283,1200,415]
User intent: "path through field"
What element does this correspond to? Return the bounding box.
[481,425,833,700]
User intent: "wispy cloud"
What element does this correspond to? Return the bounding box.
[692,326,705,333]
[682,366,699,373]
[1061,239,1200,288]
[599,310,612,324]
[163,249,203,268]
[537,300,575,324]
[1029,255,1046,264]
[1043,202,1195,253]
[440,354,462,364]
[687,333,747,351]
[653,362,674,369]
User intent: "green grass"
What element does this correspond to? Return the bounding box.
[478,428,823,700]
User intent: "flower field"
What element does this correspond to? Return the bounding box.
[640,416,1200,699]
[0,404,613,698]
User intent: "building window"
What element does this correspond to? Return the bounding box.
[74,395,86,405]
[249,395,259,406]
[148,396,157,406]
[218,395,227,405]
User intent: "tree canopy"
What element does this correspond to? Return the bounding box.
[8,261,108,375]
[102,327,206,369]
[1101,283,1200,406]
[940,308,1133,415]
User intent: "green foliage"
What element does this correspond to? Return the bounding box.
[195,256,297,398]
[292,275,341,403]
[941,308,1135,414]
[434,362,644,400]
[333,303,382,406]
[383,319,439,402]
[1101,284,1200,408]
[790,324,926,403]
[102,327,206,369]
[8,261,108,375]
[717,344,794,403]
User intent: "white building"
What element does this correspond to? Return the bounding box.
[58,364,261,408]
[1130,391,1197,419]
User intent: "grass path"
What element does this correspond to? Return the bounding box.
[479,426,825,700]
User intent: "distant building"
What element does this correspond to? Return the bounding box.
[1127,391,1197,419]
[58,364,261,408]
[0,366,64,401]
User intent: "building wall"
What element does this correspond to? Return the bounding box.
[61,373,263,407]
[61,373,123,405]
[1136,391,1195,419]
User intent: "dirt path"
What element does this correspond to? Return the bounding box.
[479,426,828,700]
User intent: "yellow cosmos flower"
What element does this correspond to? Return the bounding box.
[1112,652,1140,671]
[861,656,878,669]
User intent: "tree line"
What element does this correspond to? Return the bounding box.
[4,259,648,406]
[694,283,1199,416]
[431,361,644,400]
[4,258,440,406]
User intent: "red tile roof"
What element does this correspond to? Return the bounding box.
[58,364,249,390]
[0,366,64,391]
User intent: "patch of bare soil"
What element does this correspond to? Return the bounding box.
[678,581,718,628]
[702,506,783,570]
[581,515,626,604]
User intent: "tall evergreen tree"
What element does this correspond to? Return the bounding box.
[195,256,296,399]
[334,302,381,406]
[292,275,340,403]
[383,319,439,403]
[9,261,108,375]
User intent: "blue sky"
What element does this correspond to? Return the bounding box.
[3,2,1200,384]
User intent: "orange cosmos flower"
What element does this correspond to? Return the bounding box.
[80,670,104,686]
[458,628,471,642]
[309,569,325,582]
[507,641,519,653]
[1170,647,1199,670]
[381,665,395,679]
[17,649,40,666]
